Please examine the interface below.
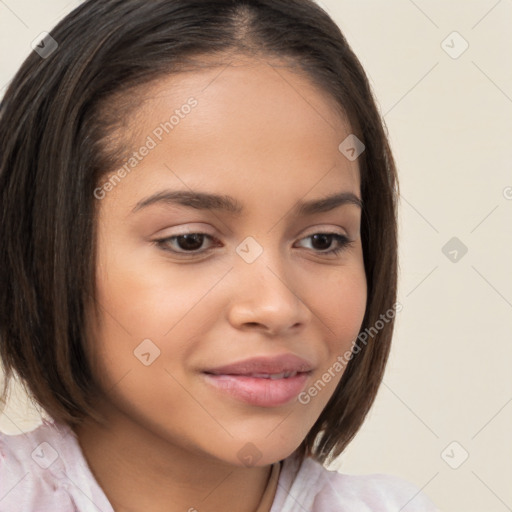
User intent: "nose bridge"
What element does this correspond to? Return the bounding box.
[227,235,309,333]
[235,235,288,288]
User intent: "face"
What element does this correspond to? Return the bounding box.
[89,56,367,467]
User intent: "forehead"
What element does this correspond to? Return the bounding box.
[100,56,361,211]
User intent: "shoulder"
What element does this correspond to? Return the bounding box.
[0,419,113,512]
[274,453,440,512]
[0,419,76,510]
[312,465,440,512]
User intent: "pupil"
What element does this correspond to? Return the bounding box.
[312,234,332,250]
[177,234,204,251]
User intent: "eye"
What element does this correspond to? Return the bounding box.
[295,232,354,256]
[154,233,218,255]
[154,231,354,258]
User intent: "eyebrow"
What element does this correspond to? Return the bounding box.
[131,190,363,215]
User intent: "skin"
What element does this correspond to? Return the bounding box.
[75,55,367,512]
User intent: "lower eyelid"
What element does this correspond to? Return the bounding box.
[156,233,218,253]
[156,232,351,255]
[295,234,352,253]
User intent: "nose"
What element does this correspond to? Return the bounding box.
[226,252,312,336]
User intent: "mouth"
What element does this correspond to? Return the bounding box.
[202,354,314,407]
[218,371,301,379]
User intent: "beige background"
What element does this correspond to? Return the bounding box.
[1,1,511,511]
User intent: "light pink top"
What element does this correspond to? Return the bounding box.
[0,418,440,511]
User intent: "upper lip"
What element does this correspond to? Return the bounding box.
[203,354,314,376]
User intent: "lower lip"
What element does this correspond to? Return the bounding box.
[203,372,310,407]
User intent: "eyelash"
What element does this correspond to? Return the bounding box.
[153,232,354,258]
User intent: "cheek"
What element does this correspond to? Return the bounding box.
[90,241,229,386]
[308,261,366,400]
[322,262,367,348]
[297,267,366,416]
[95,235,223,334]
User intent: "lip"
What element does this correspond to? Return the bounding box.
[203,354,314,376]
[202,354,314,407]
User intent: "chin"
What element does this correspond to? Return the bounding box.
[207,430,307,468]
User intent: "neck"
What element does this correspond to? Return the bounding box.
[72,408,278,512]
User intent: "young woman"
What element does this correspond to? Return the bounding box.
[0,1,438,510]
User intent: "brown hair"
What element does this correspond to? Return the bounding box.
[0,0,398,466]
